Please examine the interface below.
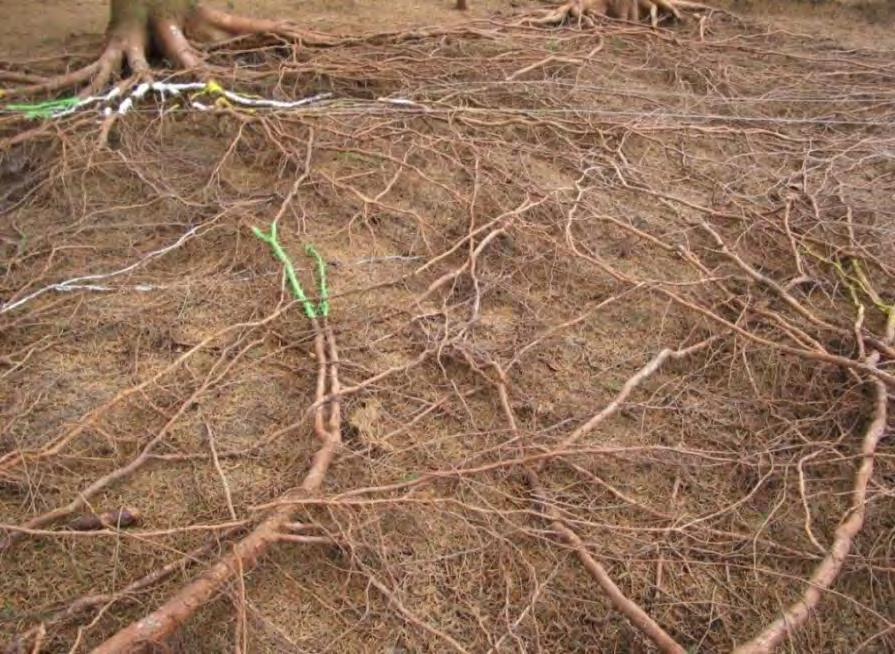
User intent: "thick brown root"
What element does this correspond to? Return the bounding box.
[733,355,890,654]
[3,17,163,101]
[3,62,101,100]
[154,16,202,69]
[92,322,342,653]
[192,6,340,46]
[2,5,329,100]
[522,0,697,28]
[3,0,705,101]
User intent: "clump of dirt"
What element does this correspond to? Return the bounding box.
[1,2,894,653]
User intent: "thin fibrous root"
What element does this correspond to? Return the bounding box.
[733,352,890,654]
[472,355,690,654]
[4,525,247,654]
[91,323,342,653]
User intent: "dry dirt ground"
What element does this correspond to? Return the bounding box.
[1,1,894,653]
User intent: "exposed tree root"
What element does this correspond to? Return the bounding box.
[733,352,891,654]
[480,350,704,654]
[2,3,337,100]
[1,0,716,102]
[451,332,701,652]
[0,310,292,538]
[5,37,125,100]
[521,0,708,28]
[541,495,687,654]
[4,5,895,653]
[191,5,339,46]
[0,330,258,553]
[92,320,341,653]
[4,525,248,654]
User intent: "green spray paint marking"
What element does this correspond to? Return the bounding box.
[305,244,330,318]
[6,97,80,119]
[252,222,330,320]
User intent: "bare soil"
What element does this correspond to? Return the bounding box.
[1,2,893,653]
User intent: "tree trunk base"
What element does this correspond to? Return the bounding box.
[2,0,714,100]
[5,2,336,99]
[520,0,705,29]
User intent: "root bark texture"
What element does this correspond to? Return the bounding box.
[482,353,701,654]
[4,0,331,99]
[522,0,703,28]
[733,354,890,654]
[4,4,895,654]
[3,0,712,100]
[93,321,341,653]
